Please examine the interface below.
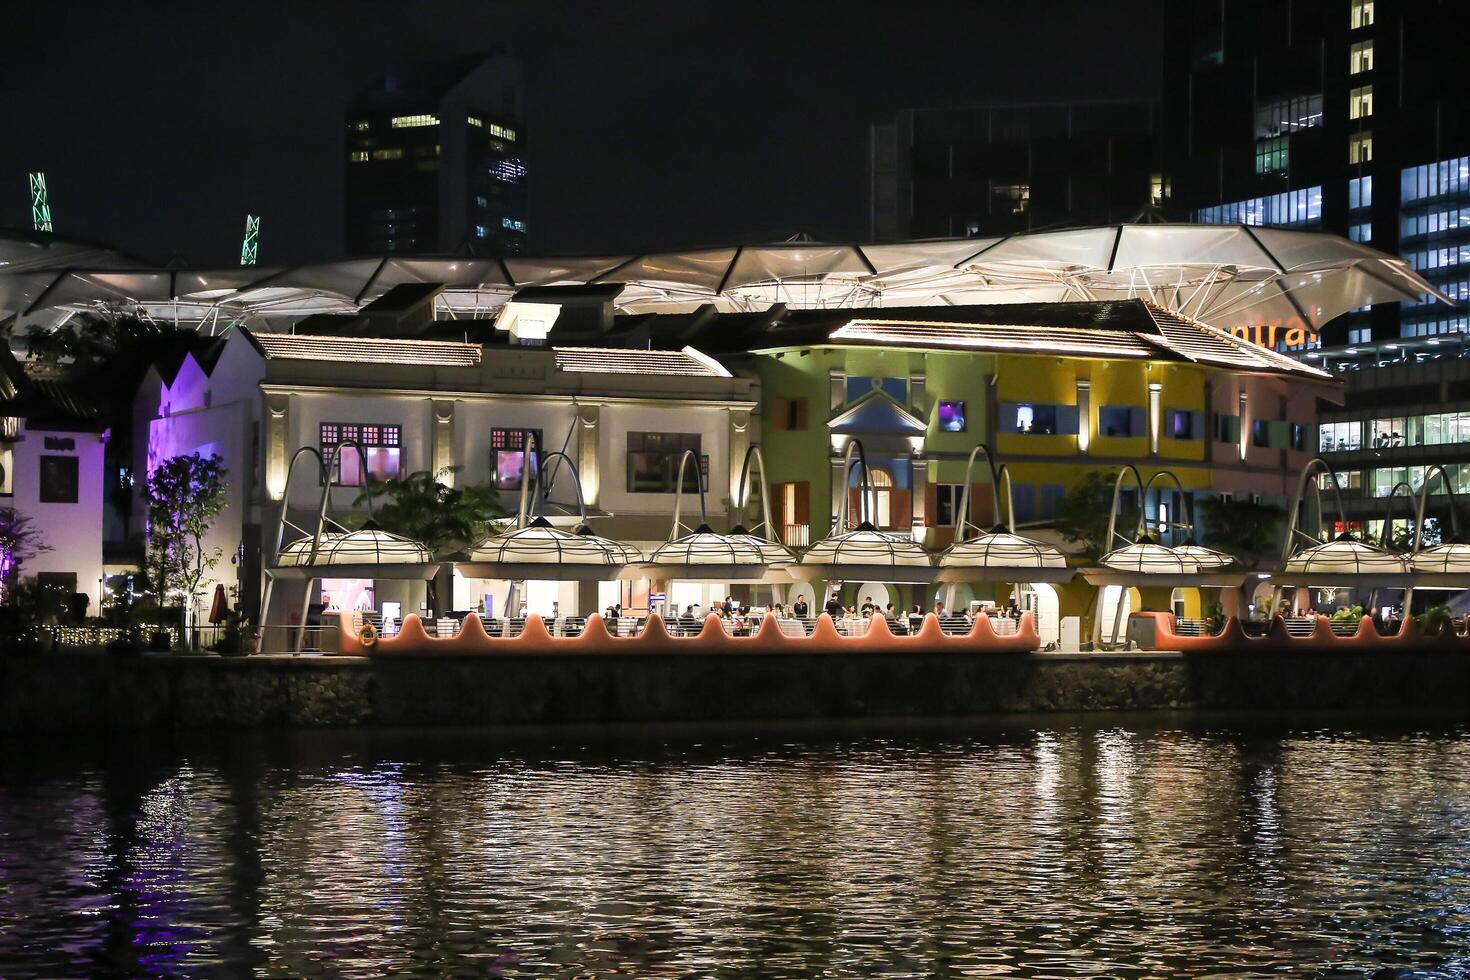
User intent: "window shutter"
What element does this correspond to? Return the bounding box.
[998,403,1018,433]
[969,483,994,528]
[1189,410,1205,440]
[1268,420,1290,447]
[891,489,913,529]
[1056,405,1080,435]
[924,481,939,526]
[1129,406,1147,437]
[793,481,810,524]
[847,487,864,525]
[793,397,809,431]
[771,397,790,431]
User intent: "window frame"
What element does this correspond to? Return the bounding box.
[320,422,403,487]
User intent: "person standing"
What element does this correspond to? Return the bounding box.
[824,592,844,619]
[793,595,809,619]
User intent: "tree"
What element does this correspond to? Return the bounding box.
[146,453,227,643]
[357,467,505,615]
[0,507,51,604]
[1197,496,1286,564]
[1052,471,1138,558]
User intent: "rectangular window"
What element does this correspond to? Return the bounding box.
[1015,404,1057,435]
[1193,186,1323,227]
[320,423,402,486]
[370,148,404,161]
[467,115,483,128]
[1349,132,1373,165]
[490,428,542,489]
[1254,94,1323,139]
[351,120,370,132]
[1348,222,1372,242]
[1098,406,1143,438]
[390,114,439,128]
[1255,136,1289,175]
[38,455,79,503]
[488,122,517,141]
[1215,413,1240,443]
[1166,409,1199,440]
[475,225,488,238]
[349,151,369,163]
[1351,0,1374,29]
[937,400,966,432]
[1320,421,1363,452]
[1401,156,1470,205]
[770,397,809,432]
[933,484,965,527]
[992,183,1030,213]
[1290,424,1305,451]
[1251,419,1272,447]
[1348,175,1373,210]
[1349,85,1374,120]
[1350,39,1374,74]
[626,432,706,493]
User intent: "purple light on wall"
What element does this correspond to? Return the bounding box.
[938,400,966,433]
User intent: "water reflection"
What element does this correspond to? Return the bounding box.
[1,719,1468,977]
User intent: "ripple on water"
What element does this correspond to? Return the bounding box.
[0,724,1468,977]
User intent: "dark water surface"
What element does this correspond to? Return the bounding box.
[2,714,1469,978]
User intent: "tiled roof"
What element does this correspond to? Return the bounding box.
[554,346,729,377]
[249,332,481,366]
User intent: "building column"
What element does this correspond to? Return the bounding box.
[1148,382,1162,456]
[431,399,455,484]
[727,408,750,519]
[1075,379,1091,454]
[576,403,602,508]
[265,393,290,500]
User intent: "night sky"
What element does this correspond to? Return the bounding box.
[2,1,1161,266]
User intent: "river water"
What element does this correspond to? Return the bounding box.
[1,715,1468,977]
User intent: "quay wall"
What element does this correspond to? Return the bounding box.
[0,647,1466,732]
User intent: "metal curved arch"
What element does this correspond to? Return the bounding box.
[1140,469,1191,543]
[268,446,327,567]
[317,438,374,563]
[1378,481,1418,550]
[733,445,777,540]
[1413,464,1462,553]
[834,439,876,531]
[531,451,590,525]
[1282,457,1349,561]
[1104,465,1148,551]
[953,443,1016,538]
[668,449,709,540]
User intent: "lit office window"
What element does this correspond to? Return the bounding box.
[501,217,527,233]
[1348,175,1373,210]
[1350,40,1374,74]
[992,184,1030,214]
[467,116,483,127]
[349,151,369,163]
[1348,222,1372,242]
[1255,136,1289,174]
[1349,132,1373,164]
[489,158,528,183]
[1150,173,1171,206]
[1348,327,1372,344]
[1349,85,1374,120]
[1351,0,1374,29]
[1401,156,1470,203]
[390,114,439,128]
[370,148,403,161]
[1254,94,1322,138]
[1192,187,1322,227]
[351,120,370,132]
[1401,206,1470,237]
[488,122,517,141]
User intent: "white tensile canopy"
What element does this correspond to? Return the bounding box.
[1,225,1447,335]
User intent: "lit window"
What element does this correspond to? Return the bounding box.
[1350,40,1374,74]
[467,116,483,128]
[501,217,526,233]
[1255,136,1289,175]
[937,400,966,432]
[1348,175,1373,210]
[475,195,489,208]
[1351,0,1374,29]
[1349,85,1373,120]
[370,148,403,161]
[1150,173,1171,206]
[992,183,1030,214]
[1349,132,1373,164]
[475,225,488,238]
[1254,94,1322,139]
[320,424,402,486]
[351,120,370,132]
[491,428,542,489]
[1401,156,1470,204]
[390,114,439,128]
[489,158,527,183]
[488,122,516,141]
[1192,186,1322,227]
[1349,222,1372,242]
[349,151,369,163]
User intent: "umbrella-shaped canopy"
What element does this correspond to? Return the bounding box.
[1282,533,1410,577]
[1409,539,1470,575]
[637,522,796,583]
[468,516,641,565]
[275,520,433,567]
[935,526,1071,583]
[789,521,935,584]
[1173,539,1238,571]
[1101,540,1205,575]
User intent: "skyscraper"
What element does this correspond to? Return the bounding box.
[343,52,526,257]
